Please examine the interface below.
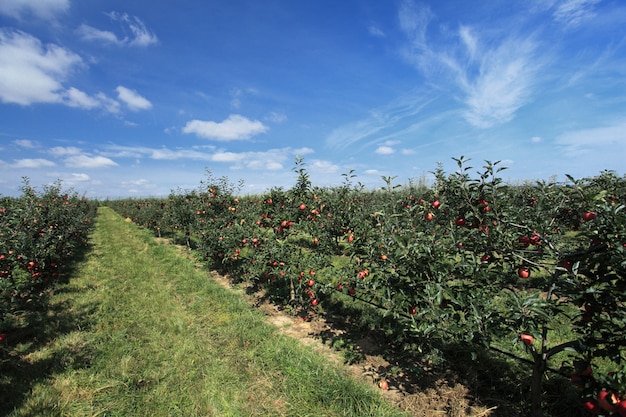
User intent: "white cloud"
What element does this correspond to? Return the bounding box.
[95,92,121,113]
[531,136,543,143]
[64,155,118,168]
[183,114,269,141]
[376,146,395,155]
[0,29,82,105]
[212,151,243,163]
[12,158,56,169]
[310,160,340,174]
[50,146,83,156]
[293,147,315,156]
[0,0,69,20]
[150,148,212,161]
[75,24,119,45]
[116,86,152,111]
[0,30,125,113]
[14,139,36,148]
[65,87,100,109]
[78,12,157,47]
[69,173,90,181]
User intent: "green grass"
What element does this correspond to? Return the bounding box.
[2,207,406,417]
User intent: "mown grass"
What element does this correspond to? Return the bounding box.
[3,207,406,417]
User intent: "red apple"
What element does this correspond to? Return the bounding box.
[431,200,441,209]
[425,212,435,221]
[408,306,417,315]
[597,390,619,412]
[311,298,319,306]
[518,267,531,279]
[299,204,307,210]
[517,236,531,247]
[307,279,315,287]
[582,211,597,222]
[455,217,466,227]
[583,400,601,414]
[520,333,534,345]
[378,380,389,390]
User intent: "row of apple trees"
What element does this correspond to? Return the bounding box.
[0,180,97,329]
[106,158,625,416]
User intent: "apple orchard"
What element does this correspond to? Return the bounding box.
[3,157,625,416]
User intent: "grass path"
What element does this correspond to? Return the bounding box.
[4,207,405,417]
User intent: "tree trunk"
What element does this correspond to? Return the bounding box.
[530,357,546,417]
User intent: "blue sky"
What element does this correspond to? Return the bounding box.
[1,0,625,198]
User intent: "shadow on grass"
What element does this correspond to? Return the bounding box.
[0,241,98,417]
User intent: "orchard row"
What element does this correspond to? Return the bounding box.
[0,180,97,323]
[106,158,625,416]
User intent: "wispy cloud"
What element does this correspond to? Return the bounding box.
[325,91,437,149]
[460,35,541,128]
[102,144,316,173]
[49,146,83,156]
[77,12,158,47]
[368,25,386,38]
[182,114,269,141]
[229,87,259,109]
[555,121,626,158]
[552,0,602,28]
[265,112,287,123]
[0,0,69,20]
[398,1,543,128]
